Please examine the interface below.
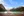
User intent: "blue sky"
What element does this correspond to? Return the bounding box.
[4,0,24,8]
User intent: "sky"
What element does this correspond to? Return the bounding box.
[4,0,24,8]
[0,0,24,13]
[0,0,24,9]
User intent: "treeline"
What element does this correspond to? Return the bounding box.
[10,6,24,12]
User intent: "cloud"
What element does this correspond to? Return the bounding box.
[0,0,8,9]
[16,2,18,4]
[21,3,23,4]
[18,5,24,7]
[7,7,13,10]
[0,0,13,10]
[21,5,24,7]
[0,0,4,4]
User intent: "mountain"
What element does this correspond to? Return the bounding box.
[0,4,7,12]
[10,6,24,12]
